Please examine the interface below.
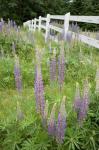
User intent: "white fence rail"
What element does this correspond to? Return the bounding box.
[23,13,99,49]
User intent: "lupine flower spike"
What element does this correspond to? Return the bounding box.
[48,103,56,136]
[95,67,99,94]
[58,45,65,90]
[50,49,57,82]
[14,55,22,93]
[66,31,72,44]
[34,64,45,116]
[78,79,89,124]
[74,83,81,115]
[56,96,66,143]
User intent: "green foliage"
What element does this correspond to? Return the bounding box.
[0,0,99,31]
[0,28,99,150]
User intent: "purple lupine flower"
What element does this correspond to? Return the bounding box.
[74,83,81,113]
[48,103,56,136]
[12,42,16,55]
[58,29,64,41]
[10,20,13,27]
[14,55,22,92]
[56,96,66,143]
[95,68,99,94]
[78,79,89,123]
[58,46,65,89]
[1,18,4,26]
[50,49,57,82]
[34,64,45,116]
[8,19,10,26]
[65,31,72,43]
[0,18,4,32]
[13,21,16,27]
[71,22,79,33]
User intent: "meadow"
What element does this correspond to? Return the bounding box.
[0,20,99,150]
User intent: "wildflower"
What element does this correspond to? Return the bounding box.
[48,103,56,136]
[56,96,66,143]
[65,31,72,43]
[58,46,65,89]
[10,20,13,27]
[71,22,79,33]
[78,79,89,123]
[34,64,45,116]
[58,29,64,41]
[95,67,99,94]
[50,49,57,82]
[14,55,22,92]
[74,83,81,113]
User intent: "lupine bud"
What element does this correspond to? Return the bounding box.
[78,79,89,123]
[14,55,22,92]
[48,103,56,136]
[34,64,45,116]
[56,96,66,143]
[95,68,99,94]
[50,49,57,82]
[58,46,65,89]
[74,83,81,113]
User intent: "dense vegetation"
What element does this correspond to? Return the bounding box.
[0,0,99,28]
[0,21,99,150]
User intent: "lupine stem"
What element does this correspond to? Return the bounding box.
[48,103,56,136]
[14,55,22,93]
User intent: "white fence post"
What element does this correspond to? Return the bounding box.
[64,12,70,40]
[45,14,50,42]
[29,21,32,30]
[39,16,41,31]
[34,18,36,31]
[31,19,34,29]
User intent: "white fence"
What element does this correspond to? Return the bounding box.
[23,13,99,49]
